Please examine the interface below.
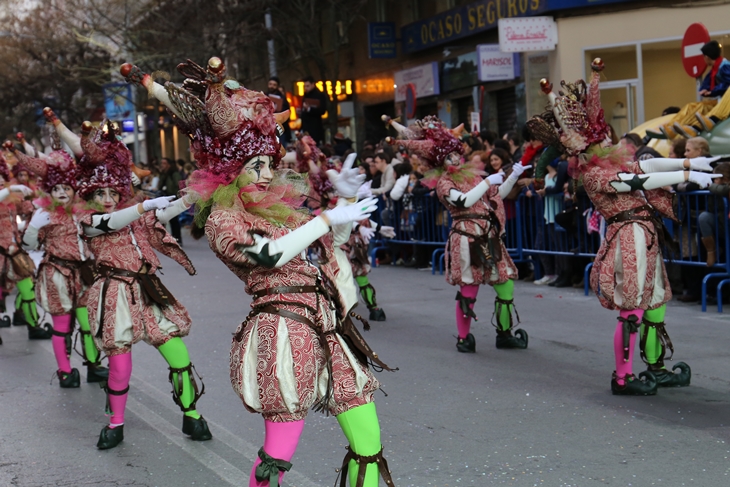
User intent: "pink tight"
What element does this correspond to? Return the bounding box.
[107,352,133,426]
[455,284,479,339]
[613,309,644,385]
[249,419,305,486]
[51,315,73,374]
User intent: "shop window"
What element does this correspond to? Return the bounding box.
[496,87,517,136]
[441,52,478,93]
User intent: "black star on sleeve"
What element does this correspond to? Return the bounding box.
[241,242,282,269]
[93,214,113,233]
[623,174,650,191]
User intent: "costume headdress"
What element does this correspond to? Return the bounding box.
[121,58,285,187]
[528,58,611,156]
[382,115,464,171]
[0,151,9,181]
[8,130,78,193]
[74,120,134,200]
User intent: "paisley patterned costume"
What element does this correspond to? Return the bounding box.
[583,161,675,311]
[436,172,517,287]
[206,204,379,422]
[82,210,195,355]
[32,203,95,314]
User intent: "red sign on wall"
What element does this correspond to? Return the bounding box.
[682,23,711,78]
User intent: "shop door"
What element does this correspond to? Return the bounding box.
[599,80,639,135]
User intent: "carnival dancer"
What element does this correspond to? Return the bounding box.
[532,59,719,395]
[340,215,394,322]
[71,119,210,449]
[295,135,393,321]
[384,116,529,353]
[121,57,396,487]
[0,151,52,339]
[8,122,108,387]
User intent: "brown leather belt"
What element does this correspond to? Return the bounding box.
[252,285,320,299]
[95,265,177,338]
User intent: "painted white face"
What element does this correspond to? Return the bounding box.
[445,152,462,167]
[92,188,120,213]
[241,155,273,190]
[51,184,74,206]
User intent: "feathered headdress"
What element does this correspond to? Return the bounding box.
[530,58,611,156]
[383,115,464,170]
[9,130,78,193]
[121,58,285,189]
[75,120,134,200]
[0,151,9,181]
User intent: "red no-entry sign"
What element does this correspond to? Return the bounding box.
[682,23,711,78]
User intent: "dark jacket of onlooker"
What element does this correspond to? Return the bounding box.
[301,87,327,144]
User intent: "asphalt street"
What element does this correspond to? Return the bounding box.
[2,232,730,487]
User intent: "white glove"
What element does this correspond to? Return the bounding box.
[10,184,32,197]
[357,180,373,200]
[358,225,375,244]
[689,156,720,172]
[508,164,531,180]
[326,153,365,198]
[486,173,505,186]
[29,209,51,229]
[688,171,723,188]
[324,197,378,226]
[379,225,395,239]
[142,195,176,212]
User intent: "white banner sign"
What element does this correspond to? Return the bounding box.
[477,44,520,82]
[470,112,480,133]
[498,16,558,53]
[395,62,439,102]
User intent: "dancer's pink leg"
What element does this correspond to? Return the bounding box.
[455,284,479,339]
[249,419,305,486]
[107,352,133,427]
[613,310,644,385]
[51,314,73,373]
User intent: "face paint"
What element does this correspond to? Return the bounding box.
[241,155,273,190]
[51,184,74,207]
[93,188,121,213]
[445,152,462,167]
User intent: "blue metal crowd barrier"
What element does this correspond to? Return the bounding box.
[369,190,730,312]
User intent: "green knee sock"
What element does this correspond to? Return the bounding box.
[75,307,100,364]
[493,280,515,332]
[642,305,667,368]
[16,278,38,327]
[336,402,382,487]
[355,276,377,308]
[157,337,201,419]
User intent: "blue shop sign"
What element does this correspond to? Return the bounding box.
[402,0,548,54]
[546,0,633,9]
[368,22,397,58]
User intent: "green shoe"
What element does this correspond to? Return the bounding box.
[97,425,124,450]
[611,371,657,396]
[496,329,528,349]
[649,362,691,387]
[456,333,475,353]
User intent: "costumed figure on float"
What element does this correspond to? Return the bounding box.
[0,149,52,339]
[69,116,210,449]
[531,59,720,394]
[120,57,397,487]
[384,115,529,353]
[8,119,108,387]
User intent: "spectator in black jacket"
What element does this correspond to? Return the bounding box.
[266,76,291,144]
[298,76,327,144]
